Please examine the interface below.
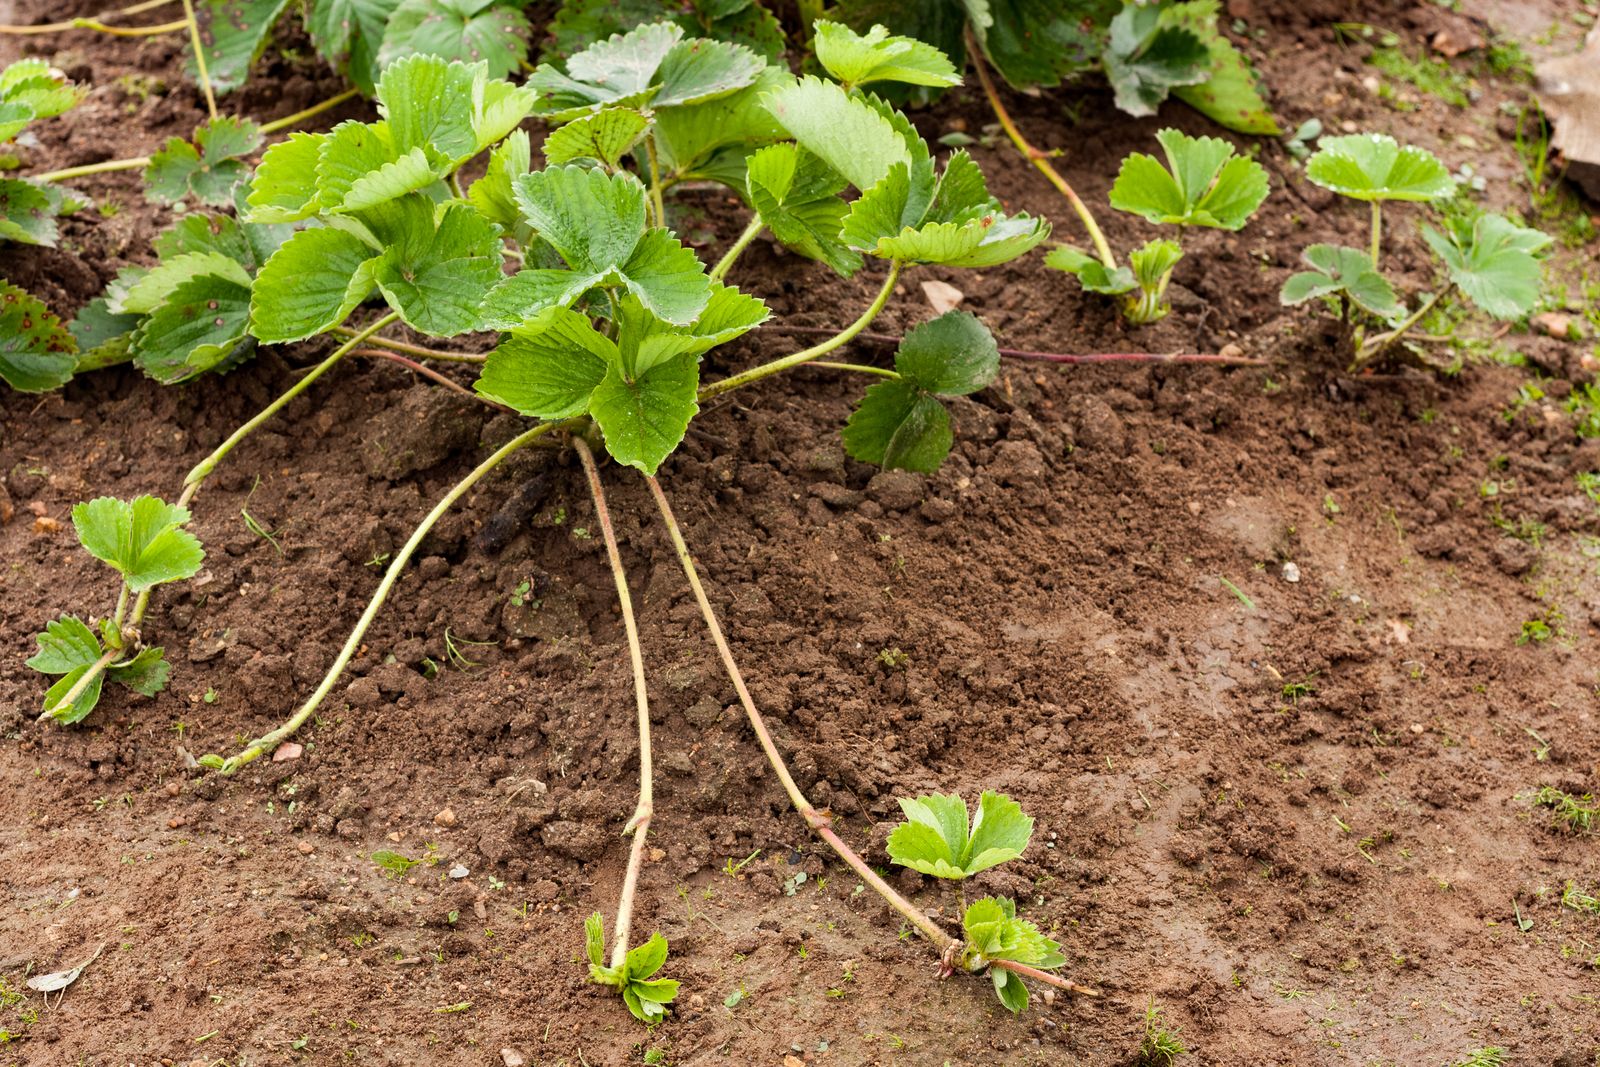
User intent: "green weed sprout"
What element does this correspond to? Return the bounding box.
[1047,128,1269,324]
[1280,133,1552,369]
[27,496,203,723]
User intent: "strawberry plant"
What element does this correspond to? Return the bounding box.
[144,115,263,206]
[1046,128,1270,323]
[27,496,203,723]
[1279,133,1552,368]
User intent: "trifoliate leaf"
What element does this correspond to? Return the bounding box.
[245,131,327,223]
[746,142,861,276]
[1103,2,1211,118]
[962,896,1065,967]
[583,916,679,1024]
[588,353,700,475]
[543,107,651,168]
[377,0,530,80]
[107,645,170,697]
[812,20,961,90]
[378,54,481,161]
[249,226,380,342]
[373,202,504,336]
[476,307,616,418]
[188,0,294,94]
[1304,133,1455,202]
[306,0,399,95]
[1,61,84,120]
[131,274,254,383]
[146,116,264,206]
[0,177,60,246]
[763,76,912,194]
[1043,246,1138,295]
[1108,128,1268,229]
[893,310,999,395]
[0,282,77,392]
[841,379,952,472]
[1163,0,1278,135]
[886,791,1033,878]
[1278,243,1401,318]
[469,129,529,233]
[1421,212,1552,320]
[72,496,205,594]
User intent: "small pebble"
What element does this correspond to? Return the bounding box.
[448,864,469,880]
[298,841,314,855]
[433,807,457,828]
[500,1051,526,1067]
[272,742,302,762]
[1282,562,1301,583]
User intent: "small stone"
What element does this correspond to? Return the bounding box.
[167,816,186,829]
[1219,342,1245,360]
[433,807,458,828]
[920,279,964,315]
[1281,562,1301,583]
[448,864,469,879]
[500,1050,527,1067]
[344,676,381,709]
[298,841,315,855]
[272,742,303,762]
[784,1056,805,1067]
[164,781,182,797]
[648,847,666,863]
[1410,723,1425,734]
[33,515,61,534]
[1533,311,1583,340]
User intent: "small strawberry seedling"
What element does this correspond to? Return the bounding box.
[1047,128,1270,323]
[1280,133,1551,369]
[585,914,679,1023]
[27,496,203,723]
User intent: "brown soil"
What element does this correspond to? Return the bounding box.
[4,1,1600,1065]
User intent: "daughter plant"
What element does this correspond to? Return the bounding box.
[19,20,1090,1020]
[1045,126,1270,323]
[1278,133,1551,369]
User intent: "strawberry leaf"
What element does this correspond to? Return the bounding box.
[1163,0,1278,135]
[476,307,617,418]
[1108,128,1268,229]
[144,116,264,206]
[893,310,999,395]
[1305,133,1455,202]
[963,0,1114,90]
[28,617,171,723]
[377,0,531,80]
[108,646,170,697]
[0,178,61,246]
[188,0,294,94]
[0,282,77,392]
[468,129,530,233]
[26,616,101,676]
[652,65,790,188]
[746,143,862,277]
[531,22,764,121]
[249,227,380,343]
[762,76,912,195]
[72,496,205,594]
[886,791,1033,878]
[114,251,252,315]
[581,913,679,1023]
[1043,247,1137,295]
[1278,244,1401,318]
[244,131,327,223]
[544,0,784,64]
[307,0,399,95]
[962,896,1064,1013]
[378,54,481,161]
[1103,2,1211,117]
[1421,212,1551,320]
[372,202,504,336]
[812,20,961,90]
[588,352,701,475]
[543,107,651,168]
[841,380,951,472]
[584,912,606,968]
[131,274,254,383]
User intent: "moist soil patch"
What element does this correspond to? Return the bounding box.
[3,1,1599,1064]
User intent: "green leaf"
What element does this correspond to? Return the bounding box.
[886,791,1033,878]
[515,164,647,275]
[108,645,171,697]
[378,0,531,80]
[992,968,1029,1013]
[842,379,952,473]
[132,274,254,383]
[812,19,961,89]
[0,177,60,246]
[1108,128,1268,229]
[763,77,912,194]
[1421,213,1551,320]
[652,36,767,108]
[70,297,140,371]
[543,0,784,64]
[588,352,701,475]
[964,0,1116,89]
[1304,133,1454,202]
[27,616,101,675]
[316,120,401,211]
[250,226,379,343]
[307,0,400,95]
[625,933,669,980]
[373,202,504,336]
[652,64,790,186]
[43,664,105,725]
[962,896,1064,969]
[479,268,604,329]
[1043,246,1138,294]
[245,131,327,223]
[340,146,446,213]
[1164,0,1278,135]
[476,307,616,418]
[468,129,529,233]
[584,912,606,968]
[154,211,273,270]
[892,310,999,396]
[535,20,764,118]
[1129,237,1182,290]
[0,282,77,392]
[543,107,651,168]
[614,229,714,325]
[869,213,1049,268]
[1103,2,1211,117]
[377,55,481,161]
[473,78,539,154]
[116,251,252,315]
[746,143,861,276]
[189,0,294,93]
[1,61,84,120]
[616,283,767,377]
[72,496,206,593]
[1278,243,1401,318]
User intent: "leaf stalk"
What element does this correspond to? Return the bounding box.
[709,217,764,283]
[179,0,218,121]
[0,0,177,33]
[258,87,361,135]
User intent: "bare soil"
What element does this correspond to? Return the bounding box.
[3,1,1599,1065]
